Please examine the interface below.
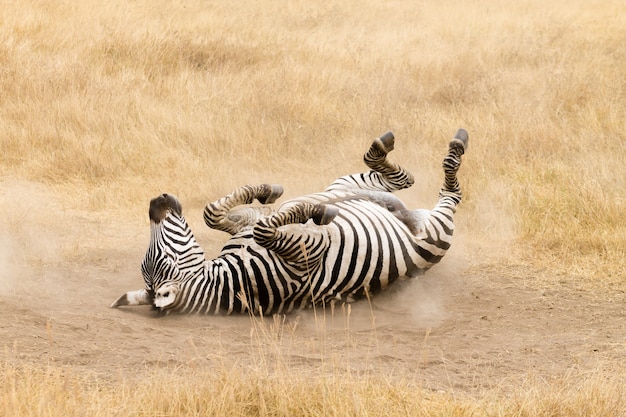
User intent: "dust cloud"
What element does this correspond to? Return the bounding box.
[372,249,467,328]
[0,234,19,294]
[290,249,467,336]
[464,178,518,262]
[0,180,62,297]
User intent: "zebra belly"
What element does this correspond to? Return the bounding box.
[216,192,443,313]
[311,199,429,301]
[282,192,435,299]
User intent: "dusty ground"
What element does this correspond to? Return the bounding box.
[1,181,625,394]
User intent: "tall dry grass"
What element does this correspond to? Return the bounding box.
[2,365,625,417]
[1,0,625,414]
[2,313,626,417]
[2,0,623,284]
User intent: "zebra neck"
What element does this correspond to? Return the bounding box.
[168,256,251,315]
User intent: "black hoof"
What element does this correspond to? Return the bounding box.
[257,184,284,204]
[379,131,395,152]
[312,204,339,226]
[449,129,469,153]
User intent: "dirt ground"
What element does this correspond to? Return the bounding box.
[1,181,625,395]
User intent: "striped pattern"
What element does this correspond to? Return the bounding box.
[138,130,467,315]
[141,210,205,293]
[326,131,415,193]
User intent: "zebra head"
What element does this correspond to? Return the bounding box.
[140,194,205,309]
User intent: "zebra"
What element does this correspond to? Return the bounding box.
[111,129,468,315]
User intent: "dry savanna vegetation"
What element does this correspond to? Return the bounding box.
[1,0,625,415]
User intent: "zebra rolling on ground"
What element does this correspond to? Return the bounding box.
[111,129,468,315]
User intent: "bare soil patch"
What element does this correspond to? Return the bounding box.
[3,255,624,395]
[1,182,624,395]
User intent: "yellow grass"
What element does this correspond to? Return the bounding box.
[1,0,625,414]
[2,313,626,417]
[2,0,623,282]
[2,364,625,417]
[3,311,626,417]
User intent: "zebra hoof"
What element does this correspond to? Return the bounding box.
[312,204,339,226]
[379,131,395,152]
[369,131,395,160]
[449,129,469,154]
[257,184,284,205]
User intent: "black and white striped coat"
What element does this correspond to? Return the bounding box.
[111,130,467,315]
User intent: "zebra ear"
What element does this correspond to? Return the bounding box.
[110,289,153,308]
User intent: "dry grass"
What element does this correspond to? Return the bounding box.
[1,0,625,414]
[2,369,625,417]
[2,0,623,283]
[2,314,626,417]
[2,336,626,416]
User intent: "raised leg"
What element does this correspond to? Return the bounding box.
[439,128,467,204]
[203,184,284,235]
[325,131,415,193]
[252,202,338,267]
[404,129,468,246]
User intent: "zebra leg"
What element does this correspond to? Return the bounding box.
[253,202,339,266]
[439,128,467,203]
[326,131,415,192]
[363,131,415,189]
[406,129,467,249]
[203,184,284,235]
